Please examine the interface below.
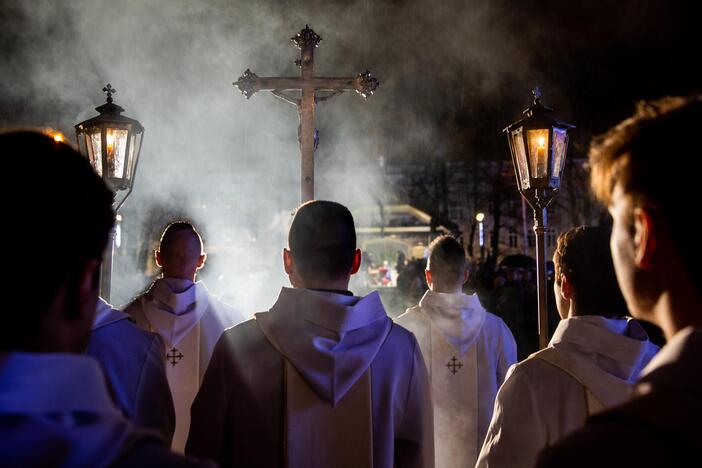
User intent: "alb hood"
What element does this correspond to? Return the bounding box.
[418,290,487,355]
[255,287,392,406]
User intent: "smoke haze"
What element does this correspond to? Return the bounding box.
[0,0,698,312]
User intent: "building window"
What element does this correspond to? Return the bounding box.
[508,229,518,248]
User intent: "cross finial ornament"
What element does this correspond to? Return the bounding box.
[355,70,379,99]
[446,356,463,375]
[291,25,321,50]
[103,83,116,103]
[167,347,184,366]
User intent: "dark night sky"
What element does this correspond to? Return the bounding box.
[1,0,699,162]
[0,0,699,309]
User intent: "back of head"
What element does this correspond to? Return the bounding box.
[589,95,702,292]
[427,235,466,289]
[2,130,114,350]
[288,200,356,282]
[158,221,203,278]
[554,226,627,317]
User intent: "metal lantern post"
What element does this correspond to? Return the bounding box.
[503,88,574,349]
[75,84,144,302]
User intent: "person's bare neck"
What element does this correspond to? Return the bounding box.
[295,276,350,292]
[430,283,463,294]
[162,270,196,282]
[652,282,702,340]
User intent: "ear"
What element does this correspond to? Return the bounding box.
[70,258,101,322]
[196,253,207,270]
[559,273,573,301]
[350,249,362,275]
[633,207,657,269]
[425,269,433,287]
[462,267,470,285]
[283,248,294,275]
[155,250,162,268]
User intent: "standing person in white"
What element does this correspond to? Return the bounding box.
[125,221,244,452]
[395,235,517,468]
[186,200,434,468]
[476,226,659,468]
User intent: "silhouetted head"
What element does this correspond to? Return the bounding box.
[425,235,468,293]
[284,200,361,290]
[589,95,702,335]
[553,226,627,319]
[2,130,114,352]
[156,221,205,281]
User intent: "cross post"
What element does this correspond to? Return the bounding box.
[234,25,379,203]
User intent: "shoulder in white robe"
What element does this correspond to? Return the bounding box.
[0,352,212,468]
[87,297,175,443]
[395,290,517,468]
[476,315,660,468]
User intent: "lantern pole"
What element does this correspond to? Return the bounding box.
[533,202,549,349]
[100,231,115,300]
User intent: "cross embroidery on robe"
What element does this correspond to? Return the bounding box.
[167,347,184,366]
[446,356,463,375]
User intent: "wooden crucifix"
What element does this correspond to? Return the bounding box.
[233,25,379,203]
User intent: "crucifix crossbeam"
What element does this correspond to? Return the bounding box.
[234,25,379,202]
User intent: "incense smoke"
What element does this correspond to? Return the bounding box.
[0,0,698,313]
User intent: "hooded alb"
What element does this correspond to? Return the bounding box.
[186,287,434,468]
[396,290,517,468]
[477,315,659,468]
[125,278,244,452]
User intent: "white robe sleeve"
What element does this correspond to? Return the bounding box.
[497,322,518,386]
[476,365,547,468]
[133,333,175,444]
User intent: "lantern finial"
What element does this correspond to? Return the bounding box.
[102,84,116,104]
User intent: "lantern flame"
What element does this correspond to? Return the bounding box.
[537,136,546,147]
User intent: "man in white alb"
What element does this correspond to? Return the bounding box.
[477,226,659,468]
[125,221,244,452]
[186,200,433,468]
[395,235,516,468]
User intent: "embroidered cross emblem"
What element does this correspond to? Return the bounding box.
[167,347,184,366]
[446,356,463,375]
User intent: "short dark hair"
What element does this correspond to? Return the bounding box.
[589,95,702,291]
[554,226,627,317]
[2,130,114,348]
[160,221,202,253]
[427,235,466,286]
[288,200,356,280]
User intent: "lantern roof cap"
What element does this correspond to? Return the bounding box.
[75,84,143,132]
[503,87,575,133]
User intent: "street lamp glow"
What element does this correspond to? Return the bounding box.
[475,212,485,222]
[75,84,144,203]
